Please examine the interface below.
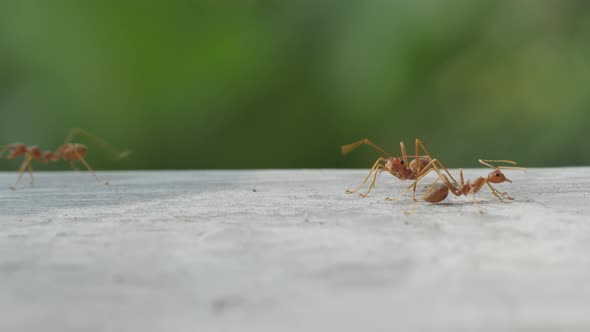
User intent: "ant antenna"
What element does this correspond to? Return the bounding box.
[64,128,132,160]
[479,159,527,172]
[341,139,392,157]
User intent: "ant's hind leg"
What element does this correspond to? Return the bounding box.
[10,156,33,191]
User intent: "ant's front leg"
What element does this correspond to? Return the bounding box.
[346,157,385,196]
[486,183,513,203]
[359,164,385,197]
[495,189,513,199]
[489,183,512,199]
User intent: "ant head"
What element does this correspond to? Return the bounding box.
[479,159,526,184]
[384,157,405,172]
[487,169,511,184]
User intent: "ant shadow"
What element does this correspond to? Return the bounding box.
[428,200,510,207]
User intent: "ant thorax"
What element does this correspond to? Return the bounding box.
[463,177,486,195]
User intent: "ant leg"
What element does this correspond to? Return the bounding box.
[28,164,35,187]
[385,167,434,201]
[360,163,385,197]
[74,152,109,186]
[410,158,449,200]
[485,181,513,201]
[10,156,33,191]
[400,141,409,166]
[486,183,513,203]
[413,140,423,175]
[387,158,439,202]
[405,174,444,215]
[470,188,484,214]
[341,139,391,157]
[490,184,511,197]
[346,158,384,195]
[65,128,131,160]
[428,162,463,197]
[415,139,460,186]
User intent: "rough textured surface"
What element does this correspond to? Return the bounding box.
[0,168,589,332]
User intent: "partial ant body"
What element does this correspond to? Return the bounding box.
[387,159,526,214]
[0,128,130,190]
[341,139,459,198]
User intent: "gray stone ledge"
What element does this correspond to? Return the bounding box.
[0,168,589,332]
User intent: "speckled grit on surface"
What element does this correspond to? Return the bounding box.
[1,169,589,332]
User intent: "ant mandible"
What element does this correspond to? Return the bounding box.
[341,138,459,199]
[0,128,130,190]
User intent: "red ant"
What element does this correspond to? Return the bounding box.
[0,128,130,190]
[387,159,526,214]
[341,139,459,198]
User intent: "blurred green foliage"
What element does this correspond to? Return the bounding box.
[1,0,589,170]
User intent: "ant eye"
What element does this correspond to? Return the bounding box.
[400,160,404,164]
[496,173,500,177]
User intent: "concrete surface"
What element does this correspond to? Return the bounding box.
[0,168,589,332]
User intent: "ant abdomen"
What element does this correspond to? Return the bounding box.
[424,183,449,203]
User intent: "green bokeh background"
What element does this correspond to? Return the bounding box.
[1,1,589,170]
